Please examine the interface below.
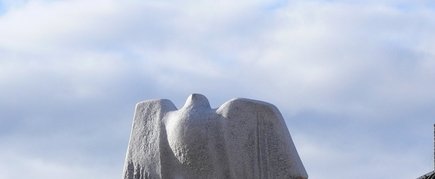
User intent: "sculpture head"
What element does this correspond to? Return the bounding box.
[182,93,211,110]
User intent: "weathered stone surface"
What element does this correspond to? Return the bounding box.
[123,94,308,179]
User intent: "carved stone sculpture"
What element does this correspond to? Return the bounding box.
[123,94,308,179]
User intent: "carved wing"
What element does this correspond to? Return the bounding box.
[123,99,177,179]
[217,98,308,179]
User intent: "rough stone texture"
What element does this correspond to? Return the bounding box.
[123,94,308,179]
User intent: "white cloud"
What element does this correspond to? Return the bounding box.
[0,150,118,179]
[0,0,115,51]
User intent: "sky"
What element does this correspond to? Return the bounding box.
[0,0,434,178]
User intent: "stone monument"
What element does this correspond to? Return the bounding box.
[123,94,308,179]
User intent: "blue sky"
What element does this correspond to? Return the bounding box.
[0,0,434,178]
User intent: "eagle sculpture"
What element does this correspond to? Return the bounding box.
[123,94,308,179]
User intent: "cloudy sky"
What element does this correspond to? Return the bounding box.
[1,0,435,178]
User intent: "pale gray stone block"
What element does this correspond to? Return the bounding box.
[123,94,308,179]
